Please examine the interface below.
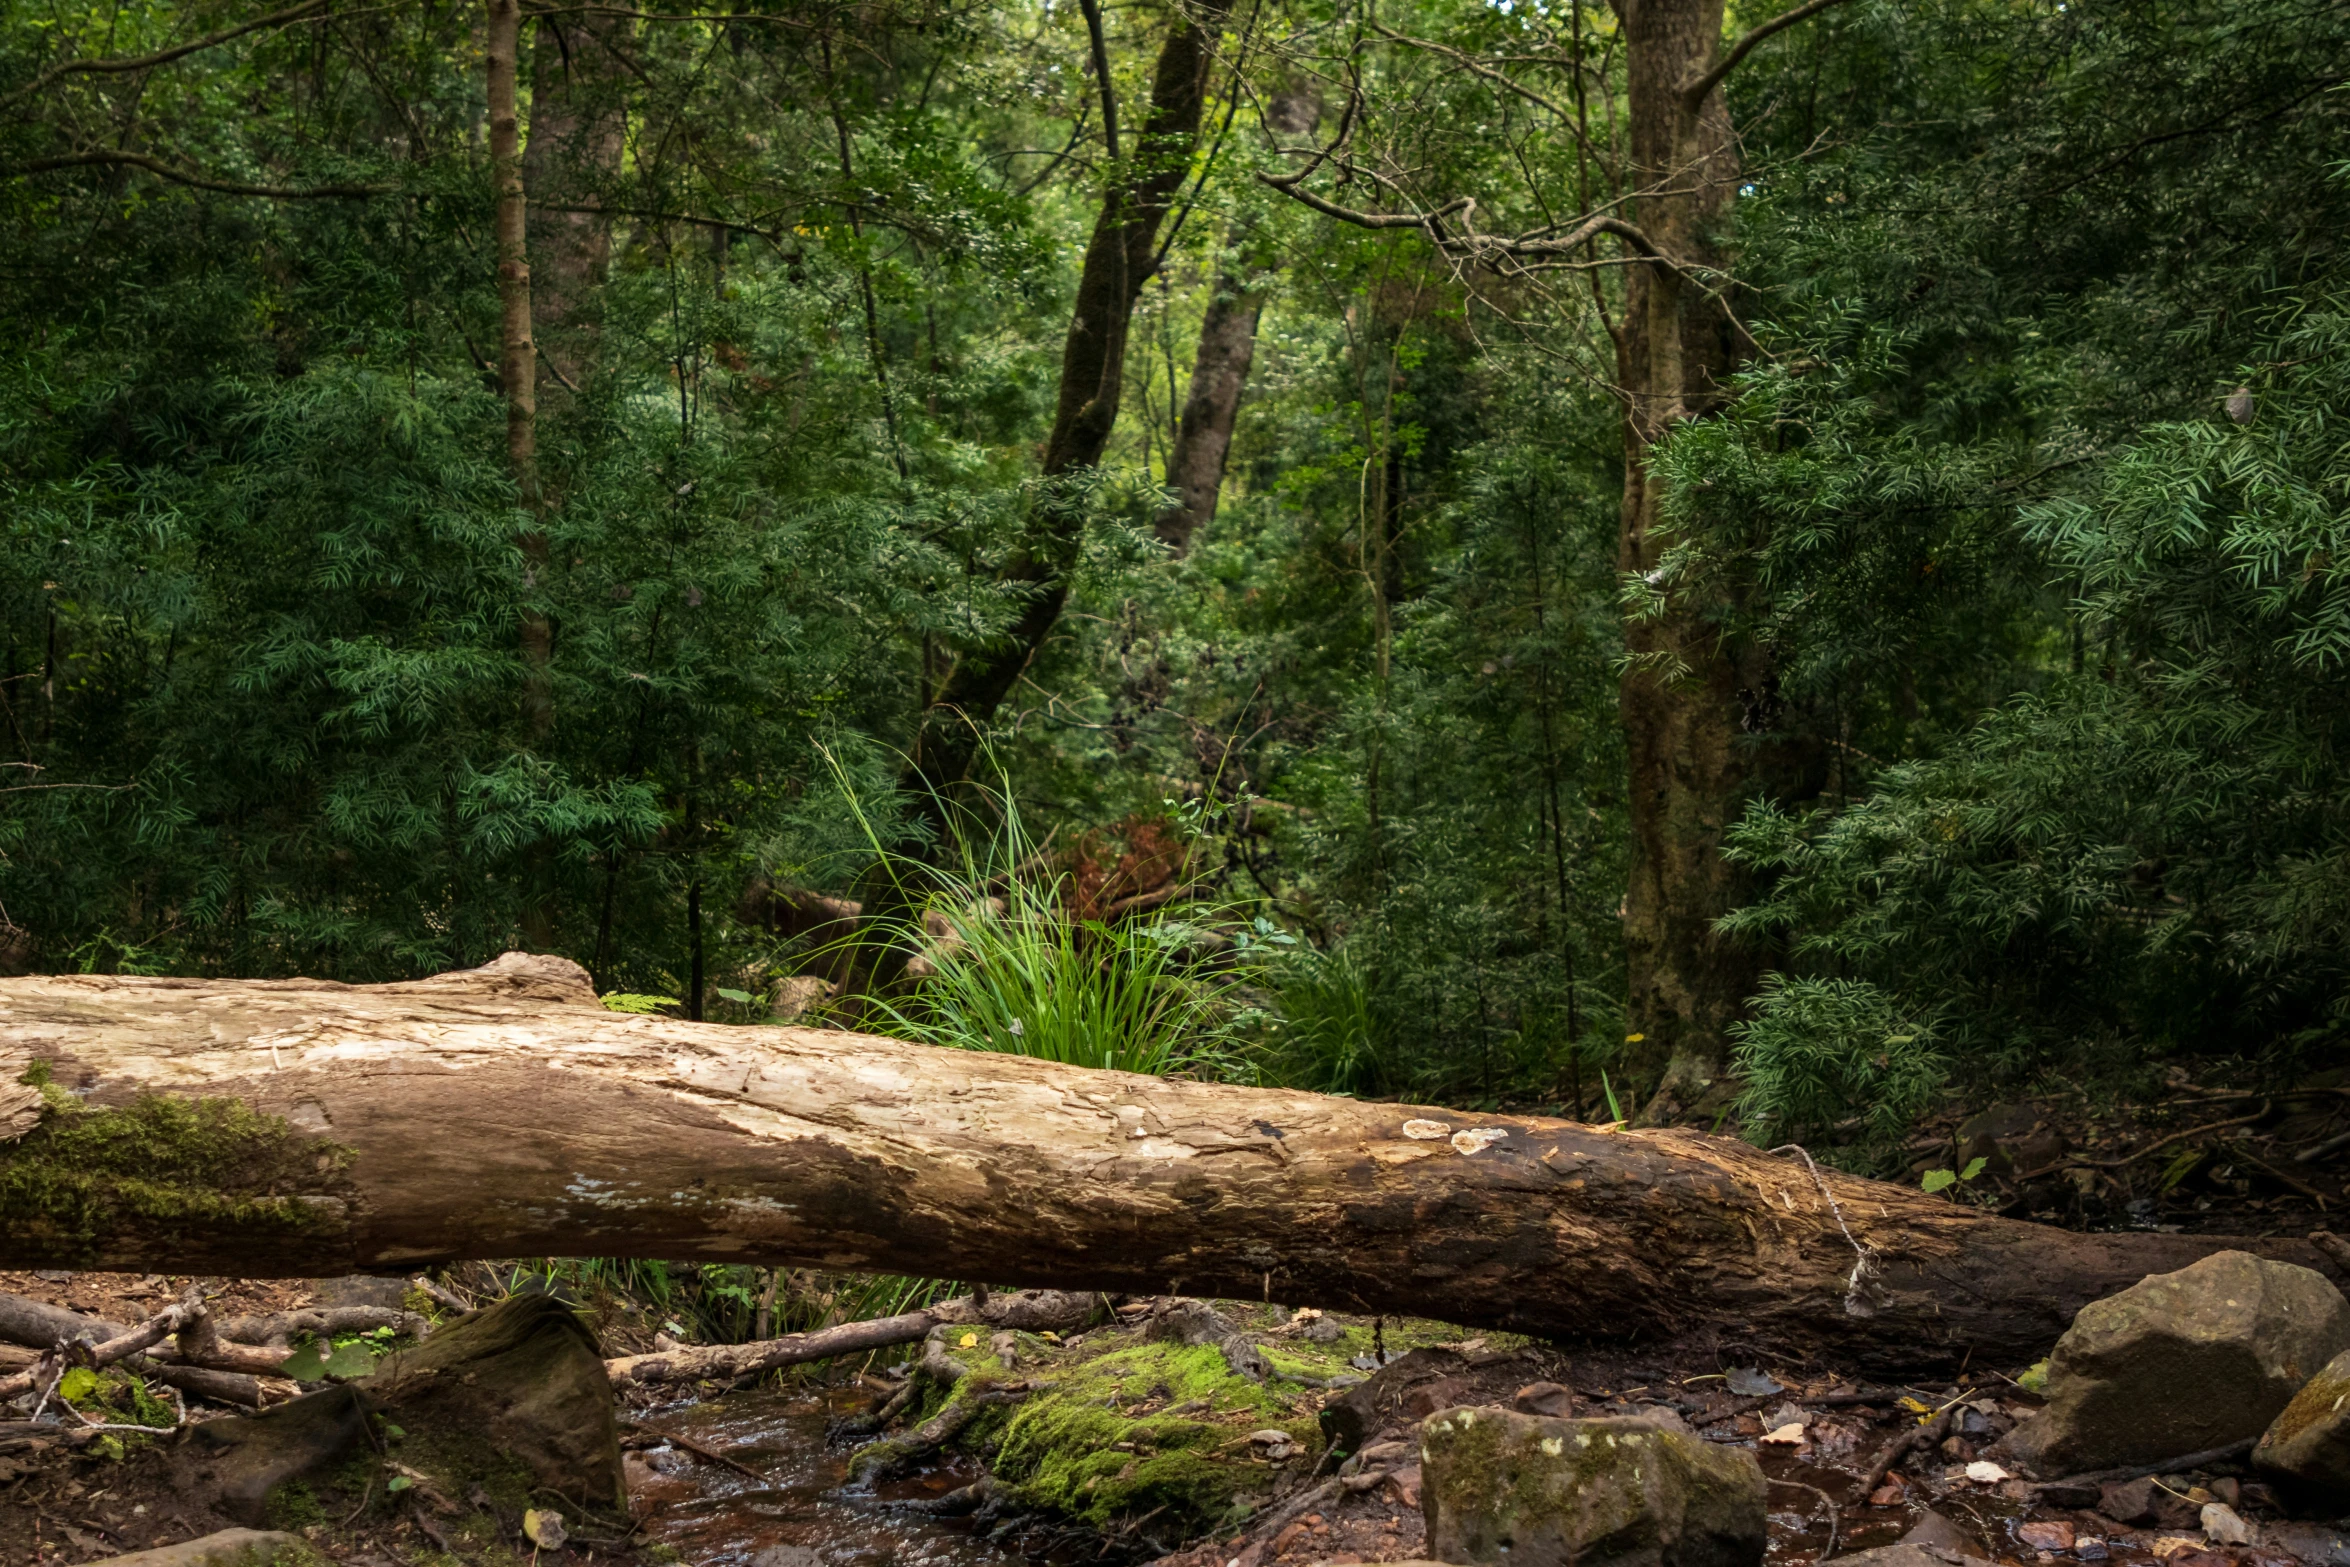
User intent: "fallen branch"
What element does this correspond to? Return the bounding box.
[0,1291,273,1404]
[129,1357,270,1409]
[2047,1436,2257,1488]
[214,1305,428,1345]
[175,1304,293,1377]
[0,1292,196,1399]
[603,1289,1094,1387]
[622,1421,766,1482]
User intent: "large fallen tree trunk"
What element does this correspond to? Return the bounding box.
[0,954,2336,1369]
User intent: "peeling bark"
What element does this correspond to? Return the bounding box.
[0,953,2336,1370]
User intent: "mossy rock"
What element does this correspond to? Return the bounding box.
[2253,1346,2350,1506]
[962,1304,1394,1535]
[1420,1407,1766,1567]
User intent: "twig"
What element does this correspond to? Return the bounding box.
[2226,1140,2329,1207]
[2296,1127,2350,1165]
[622,1423,764,1482]
[1859,1407,1954,1494]
[1770,1476,1839,1560]
[2020,1105,2271,1178]
[2046,1436,2256,1488]
[411,1274,473,1314]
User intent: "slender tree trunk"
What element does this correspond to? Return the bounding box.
[1153,83,1318,558]
[911,0,1234,797]
[522,11,629,398]
[1616,0,1768,1123]
[488,0,540,600]
[491,0,557,950]
[0,955,2336,1371]
[1154,259,1262,555]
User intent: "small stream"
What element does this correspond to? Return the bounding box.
[626,1390,1014,1567]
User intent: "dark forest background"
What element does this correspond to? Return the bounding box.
[4,0,2346,1163]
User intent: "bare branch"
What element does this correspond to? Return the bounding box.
[1261,172,1671,274]
[0,0,331,110]
[7,149,389,199]
[1681,0,1860,114]
[1371,24,1577,122]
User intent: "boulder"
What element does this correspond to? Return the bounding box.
[366,1289,626,1511]
[1418,1405,1766,1567]
[2265,1523,2350,1567]
[1321,1347,1477,1453]
[83,1531,314,1567]
[2253,1346,2350,1507]
[2003,1251,2350,1475]
[310,1274,414,1310]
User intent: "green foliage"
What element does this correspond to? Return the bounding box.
[598,994,680,1016]
[6,0,2346,1148]
[857,792,1266,1080]
[1730,978,1949,1148]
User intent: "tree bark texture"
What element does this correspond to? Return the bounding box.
[487,0,537,501]
[1153,262,1261,556]
[1153,85,1319,557]
[0,954,2334,1372]
[488,0,553,763]
[522,11,629,397]
[1616,0,1767,1120]
[915,0,1233,792]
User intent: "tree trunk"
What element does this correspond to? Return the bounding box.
[1154,260,1262,556]
[522,11,629,398]
[490,0,557,949]
[1154,84,1322,558]
[487,0,539,526]
[0,954,2333,1371]
[1616,0,1767,1121]
[912,0,1233,795]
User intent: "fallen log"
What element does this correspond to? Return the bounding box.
[0,954,2338,1369]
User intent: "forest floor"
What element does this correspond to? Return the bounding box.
[1,1063,2345,1567]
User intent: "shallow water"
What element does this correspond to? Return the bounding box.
[627,1389,1015,1567]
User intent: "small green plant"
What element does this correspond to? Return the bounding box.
[1268,944,1378,1095]
[1600,1068,1624,1124]
[599,993,680,1015]
[1920,1156,1990,1195]
[830,761,1268,1082]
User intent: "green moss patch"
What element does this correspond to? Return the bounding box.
[58,1364,177,1430]
[973,1312,1374,1535]
[0,1068,352,1261]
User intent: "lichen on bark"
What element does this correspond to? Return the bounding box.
[1,1063,355,1264]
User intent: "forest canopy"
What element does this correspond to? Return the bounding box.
[2,0,2345,1158]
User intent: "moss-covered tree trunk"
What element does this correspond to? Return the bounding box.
[1615,0,1766,1125]
[0,954,2336,1370]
